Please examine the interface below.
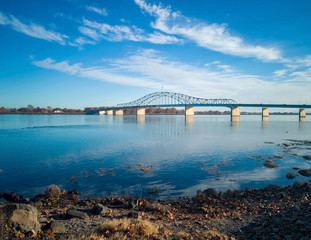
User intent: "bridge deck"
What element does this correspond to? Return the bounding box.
[89,103,311,114]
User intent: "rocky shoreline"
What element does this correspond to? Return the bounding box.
[1,181,311,240]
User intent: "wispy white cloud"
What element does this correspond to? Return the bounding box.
[71,36,96,46]
[31,49,311,104]
[297,55,311,67]
[216,65,234,73]
[86,6,108,16]
[31,57,177,90]
[32,58,81,74]
[80,18,181,44]
[0,11,68,45]
[274,69,288,77]
[78,26,103,41]
[134,0,283,62]
[273,56,311,82]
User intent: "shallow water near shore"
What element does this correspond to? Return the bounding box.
[0,114,311,199]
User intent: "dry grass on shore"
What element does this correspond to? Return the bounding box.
[87,218,230,240]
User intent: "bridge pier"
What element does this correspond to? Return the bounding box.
[114,109,123,115]
[262,107,269,122]
[137,107,145,116]
[231,106,240,122]
[106,110,113,115]
[185,106,194,116]
[99,111,105,115]
[299,108,306,122]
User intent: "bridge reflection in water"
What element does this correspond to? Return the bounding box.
[89,92,310,122]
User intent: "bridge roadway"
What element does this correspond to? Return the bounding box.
[90,103,311,122]
[88,92,311,122]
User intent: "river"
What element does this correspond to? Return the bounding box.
[0,114,310,199]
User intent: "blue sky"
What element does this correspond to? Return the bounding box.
[0,0,311,108]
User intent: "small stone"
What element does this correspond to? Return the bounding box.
[92,203,112,215]
[48,220,66,233]
[286,172,296,180]
[127,211,141,218]
[45,184,61,199]
[25,230,36,238]
[264,160,278,168]
[298,169,311,177]
[67,209,88,219]
[302,155,311,160]
[202,188,217,197]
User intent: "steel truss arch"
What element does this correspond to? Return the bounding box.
[117,92,237,108]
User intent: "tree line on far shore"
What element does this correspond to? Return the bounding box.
[0,105,83,114]
[0,105,228,115]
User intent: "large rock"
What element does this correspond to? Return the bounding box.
[45,184,61,199]
[0,203,41,234]
[286,172,296,180]
[10,209,40,234]
[2,192,24,203]
[0,203,39,219]
[67,209,88,219]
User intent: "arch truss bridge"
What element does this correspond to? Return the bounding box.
[91,91,311,122]
[117,92,237,108]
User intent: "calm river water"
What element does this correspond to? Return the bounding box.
[0,114,310,199]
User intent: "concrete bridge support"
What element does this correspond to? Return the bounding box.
[299,108,306,122]
[185,106,194,116]
[262,108,269,122]
[99,111,105,115]
[115,109,123,115]
[231,106,240,122]
[106,110,113,115]
[137,107,145,116]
